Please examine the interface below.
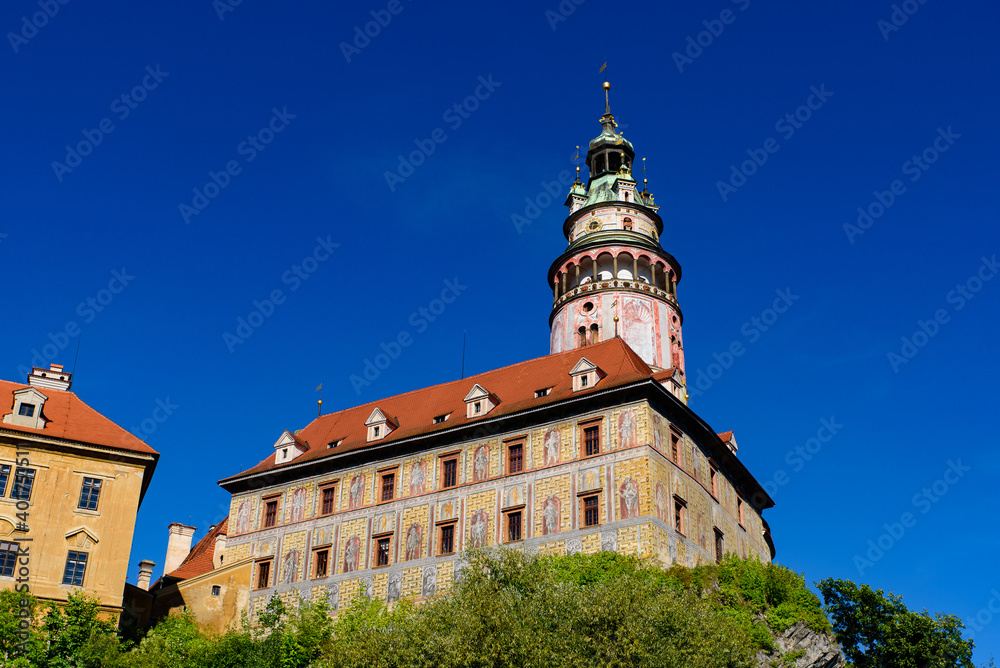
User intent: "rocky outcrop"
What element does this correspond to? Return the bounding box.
[756,622,846,668]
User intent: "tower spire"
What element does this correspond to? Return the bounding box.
[603,80,611,116]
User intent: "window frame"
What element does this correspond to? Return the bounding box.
[439,452,460,489]
[503,507,524,543]
[673,496,687,536]
[255,558,273,590]
[61,550,88,586]
[312,547,330,579]
[505,438,525,475]
[17,403,35,417]
[0,465,10,497]
[737,496,745,528]
[10,468,35,501]
[374,536,391,567]
[77,477,103,511]
[319,482,338,516]
[378,467,397,503]
[580,493,601,528]
[437,520,457,556]
[262,495,280,529]
[669,427,682,467]
[709,463,719,499]
[0,541,19,577]
[580,419,602,458]
[714,528,725,563]
[211,585,221,596]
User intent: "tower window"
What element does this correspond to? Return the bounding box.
[589,324,599,345]
[594,155,606,173]
[578,327,587,347]
[608,152,621,172]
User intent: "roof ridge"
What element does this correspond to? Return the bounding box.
[312,340,626,424]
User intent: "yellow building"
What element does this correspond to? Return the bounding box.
[0,364,158,618]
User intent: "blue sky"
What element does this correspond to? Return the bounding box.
[2,0,999,660]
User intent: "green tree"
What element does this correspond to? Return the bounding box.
[37,591,121,668]
[818,578,974,668]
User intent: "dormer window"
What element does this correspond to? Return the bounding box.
[365,408,397,442]
[273,431,309,465]
[569,357,604,392]
[327,439,343,449]
[534,388,551,398]
[463,384,498,419]
[3,387,48,430]
[433,414,450,424]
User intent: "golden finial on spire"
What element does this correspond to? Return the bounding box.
[603,80,611,115]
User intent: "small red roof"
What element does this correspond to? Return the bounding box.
[717,431,734,442]
[166,517,228,581]
[0,380,158,455]
[223,338,653,482]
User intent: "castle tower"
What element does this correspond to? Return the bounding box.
[549,82,686,379]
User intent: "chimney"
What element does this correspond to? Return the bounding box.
[213,532,227,570]
[137,560,156,590]
[28,363,72,391]
[164,523,197,575]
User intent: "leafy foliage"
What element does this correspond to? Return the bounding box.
[818,578,975,668]
[0,555,984,668]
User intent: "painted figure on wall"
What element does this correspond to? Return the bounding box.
[470,509,488,548]
[387,572,402,603]
[473,445,489,482]
[551,312,565,354]
[422,565,437,598]
[327,582,340,610]
[404,523,422,561]
[618,410,637,450]
[281,549,299,584]
[622,297,655,364]
[410,460,426,495]
[289,487,306,523]
[542,496,561,535]
[235,499,252,534]
[349,474,365,510]
[652,415,663,454]
[544,428,560,465]
[655,483,668,524]
[697,512,706,550]
[619,478,640,519]
[343,536,361,572]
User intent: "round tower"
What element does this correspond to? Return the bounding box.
[548,82,685,377]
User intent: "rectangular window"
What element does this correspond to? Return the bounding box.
[584,425,600,456]
[77,478,102,511]
[670,429,681,466]
[264,500,278,528]
[442,458,458,488]
[256,560,271,589]
[212,585,221,596]
[674,498,686,536]
[474,401,482,414]
[0,465,10,496]
[714,529,725,563]
[506,511,522,543]
[18,403,35,417]
[62,551,88,586]
[433,414,448,424]
[580,375,589,388]
[507,442,523,474]
[737,497,745,527]
[439,524,455,555]
[0,541,18,577]
[11,469,35,501]
[314,548,330,579]
[381,473,395,502]
[710,465,719,498]
[583,495,600,527]
[376,537,391,567]
[534,388,551,398]
[373,425,380,437]
[320,486,336,515]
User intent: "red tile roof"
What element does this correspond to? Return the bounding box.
[166,517,228,581]
[223,338,653,482]
[717,431,734,442]
[0,380,158,455]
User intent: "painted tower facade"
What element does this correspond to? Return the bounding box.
[549,83,685,380]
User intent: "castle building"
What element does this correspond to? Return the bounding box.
[214,85,775,620]
[0,364,158,618]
